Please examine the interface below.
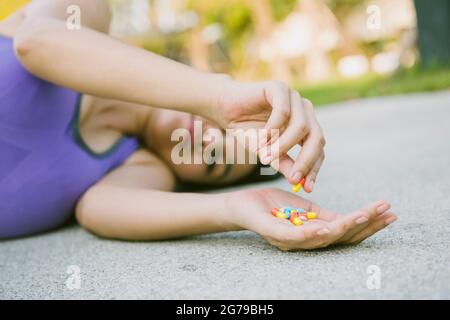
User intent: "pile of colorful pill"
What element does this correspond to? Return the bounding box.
[271,207,317,226]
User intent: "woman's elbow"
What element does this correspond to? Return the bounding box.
[75,186,132,240]
[75,188,108,237]
[13,18,59,62]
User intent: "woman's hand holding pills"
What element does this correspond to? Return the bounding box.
[215,79,325,192]
[224,189,397,251]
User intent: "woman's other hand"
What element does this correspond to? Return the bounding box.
[216,79,325,192]
[223,188,397,251]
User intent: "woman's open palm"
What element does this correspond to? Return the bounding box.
[226,188,397,251]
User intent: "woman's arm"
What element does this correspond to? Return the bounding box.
[75,150,241,240]
[76,150,396,249]
[14,0,327,187]
[77,186,240,241]
[14,0,224,122]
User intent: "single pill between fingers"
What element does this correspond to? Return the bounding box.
[292,177,306,193]
[292,184,302,193]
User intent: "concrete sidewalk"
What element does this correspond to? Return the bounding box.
[1,91,449,299]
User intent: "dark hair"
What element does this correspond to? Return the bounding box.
[238,160,282,184]
[175,160,281,192]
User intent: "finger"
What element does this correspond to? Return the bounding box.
[289,99,325,183]
[263,91,310,180]
[346,211,397,245]
[273,223,329,251]
[263,82,291,136]
[318,200,391,247]
[259,214,324,249]
[303,151,324,193]
[335,200,391,244]
[267,153,293,181]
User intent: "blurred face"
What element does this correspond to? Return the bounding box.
[143,109,257,185]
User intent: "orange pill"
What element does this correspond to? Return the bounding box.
[289,212,298,222]
[271,208,280,216]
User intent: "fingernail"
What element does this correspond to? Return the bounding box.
[385,216,397,225]
[317,228,330,235]
[356,216,369,224]
[262,155,272,165]
[309,179,315,191]
[376,203,389,214]
[291,171,301,183]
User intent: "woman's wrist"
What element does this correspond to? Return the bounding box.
[210,192,243,232]
[200,73,235,127]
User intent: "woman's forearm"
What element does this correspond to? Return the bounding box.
[13,17,227,121]
[76,185,241,241]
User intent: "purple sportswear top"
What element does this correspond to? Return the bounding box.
[0,35,139,239]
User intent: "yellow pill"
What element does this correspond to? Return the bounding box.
[277,212,287,219]
[306,211,317,219]
[292,217,303,226]
[292,183,302,193]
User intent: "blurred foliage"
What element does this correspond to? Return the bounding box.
[3,0,448,106]
[325,0,364,19]
[186,0,252,67]
[270,0,298,21]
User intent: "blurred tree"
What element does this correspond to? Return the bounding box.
[187,0,252,72]
[325,0,361,20]
[414,0,450,66]
[246,0,291,81]
[270,0,298,21]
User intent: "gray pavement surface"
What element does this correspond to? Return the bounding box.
[1,91,449,299]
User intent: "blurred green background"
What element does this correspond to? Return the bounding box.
[2,0,448,105]
[107,0,449,105]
